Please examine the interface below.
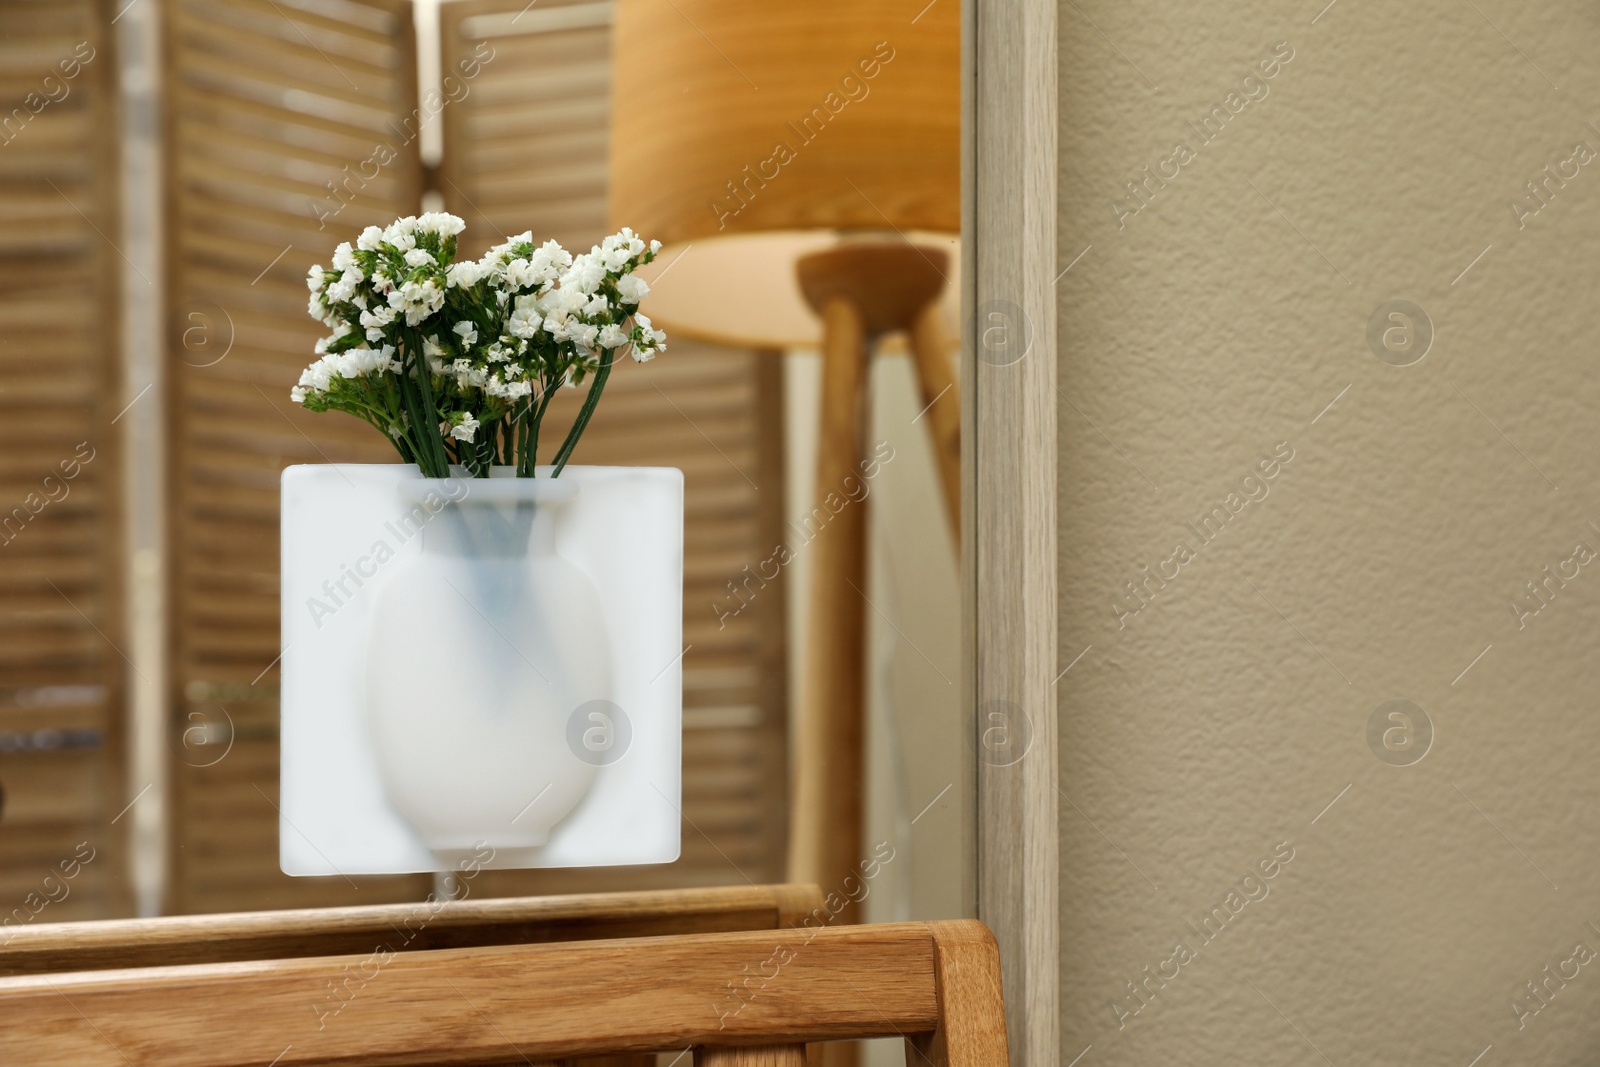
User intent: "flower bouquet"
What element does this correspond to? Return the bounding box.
[293,212,666,476]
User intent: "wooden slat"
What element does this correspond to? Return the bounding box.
[438,0,790,897]
[0,0,128,919]
[0,922,957,1064]
[697,1046,806,1067]
[0,883,822,976]
[161,0,426,912]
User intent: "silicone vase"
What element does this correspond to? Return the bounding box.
[365,474,609,867]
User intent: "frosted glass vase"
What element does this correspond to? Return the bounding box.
[364,474,609,866]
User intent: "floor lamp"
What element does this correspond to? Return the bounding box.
[609,0,960,927]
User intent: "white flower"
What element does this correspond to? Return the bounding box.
[616,272,649,306]
[326,273,359,303]
[356,227,384,252]
[631,313,666,362]
[423,335,448,374]
[453,320,478,347]
[537,287,584,341]
[528,240,571,281]
[598,323,629,349]
[390,277,444,325]
[549,286,586,316]
[507,301,542,340]
[383,216,419,251]
[543,310,572,342]
[290,385,307,404]
[415,212,465,237]
[298,354,337,393]
[486,373,534,400]
[481,231,533,264]
[597,228,645,270]
[322,345,396,379]
[336,347,379,377]
[602,228,646,258]
[359,305,397,340]
[447,260,488,289]
[509,241,570,295]
[583,294,610,317]
[446,412,479,442]
[562,253,606,295]
[451,358,487,389]
[306,264,326,292]
[476,233,530,280]
[504,258,540,289]
[403,248,435,268]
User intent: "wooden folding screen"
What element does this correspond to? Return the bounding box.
[437,0,791,893]
[0,0,127,922]
[160,0,429,911]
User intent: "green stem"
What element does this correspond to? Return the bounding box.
[526,379,557,476]
[396,355,437,477]
[550,350,614,477]
[405,329,450,477]
[518,408,533,477]
[474,428,491,476]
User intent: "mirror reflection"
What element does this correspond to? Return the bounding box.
[0,0,965,967]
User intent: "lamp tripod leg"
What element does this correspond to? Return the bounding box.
[907,302,961,548]
[787,294,870,936]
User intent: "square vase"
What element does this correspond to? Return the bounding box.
[278,463,683,875]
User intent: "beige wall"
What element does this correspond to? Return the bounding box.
[1057,3,1600,1063]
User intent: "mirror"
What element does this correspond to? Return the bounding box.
[0,0,967,971]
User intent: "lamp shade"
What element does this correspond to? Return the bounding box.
[608,0,960,349]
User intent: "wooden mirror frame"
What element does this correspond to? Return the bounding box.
[965,0,1061,1060]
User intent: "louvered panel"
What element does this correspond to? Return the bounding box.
[0,561,99,594]
[162,0,429,912]
[0,813,112,925]
[0,0,126,923]
[440,0,789,897]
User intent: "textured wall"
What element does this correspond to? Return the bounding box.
[1057,3,1600,1064]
